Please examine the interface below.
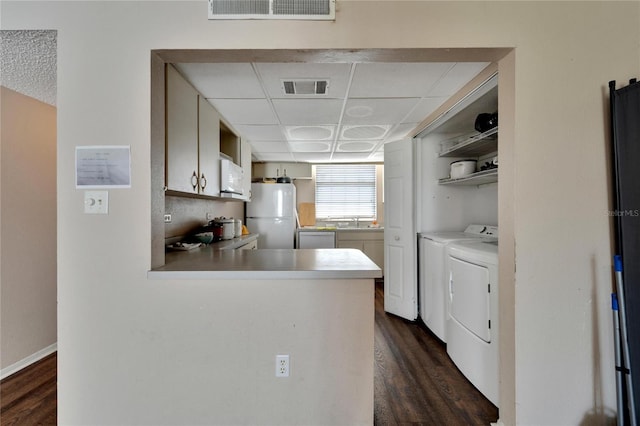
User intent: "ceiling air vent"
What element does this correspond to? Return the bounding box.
[282,79,329,96]
[208,0,335,20]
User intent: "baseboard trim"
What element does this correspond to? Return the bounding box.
[0,343,57,380]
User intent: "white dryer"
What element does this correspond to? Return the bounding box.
[446,239,499,406]
[418,225,497,342]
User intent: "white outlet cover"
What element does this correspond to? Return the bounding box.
[84,190,109,214]
[276,354,289,377]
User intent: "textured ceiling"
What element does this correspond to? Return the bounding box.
[0,30,57,106]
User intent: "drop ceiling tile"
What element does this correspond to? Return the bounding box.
[340,124,390,140]
[385,123,419,141]
[342,98,420,125]
[208,99,278,125]
[175,63,264,98]
[249,141,290,153]
[428,62,490,97]
[255,63,351,99]
[336,140,377,152]
[272,98,344,125]
[286,125,335,141]
[349,63,454,98]
[293,152,332,163]
[331,152,379,163]
[404,97,448,123]
[235,124,284,141]
[254,152,295,162]
[289,140,332,152]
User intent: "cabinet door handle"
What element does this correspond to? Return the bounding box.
[394,235,400,241]
[276,168,280,177]
[200,173,207,190]
[191,171,198,191]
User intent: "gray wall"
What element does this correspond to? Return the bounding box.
[0,86,57,372]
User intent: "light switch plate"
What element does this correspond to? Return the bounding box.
[84,190,109,214]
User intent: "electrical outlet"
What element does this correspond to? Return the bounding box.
[276,354,289,377]
[164,214,172,223]
[206,212,215,220]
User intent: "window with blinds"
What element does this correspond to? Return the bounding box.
[315,164,377,219]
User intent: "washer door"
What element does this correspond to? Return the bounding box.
[449,256,491,343]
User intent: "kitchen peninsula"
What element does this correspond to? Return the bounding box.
[147,245,381,425]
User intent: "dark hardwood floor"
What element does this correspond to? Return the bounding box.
[0,352,57,425]
[0,282,497,425]
[373,280,498,425]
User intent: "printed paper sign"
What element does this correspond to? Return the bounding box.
[76,146,131,188]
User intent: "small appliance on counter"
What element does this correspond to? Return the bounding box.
[213,217,235,240]
[198,220,223,242]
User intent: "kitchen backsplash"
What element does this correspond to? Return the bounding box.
[165,195,244,240]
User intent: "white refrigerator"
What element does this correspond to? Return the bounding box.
[246,183,297,249]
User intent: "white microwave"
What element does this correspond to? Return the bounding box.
[220,158,244,197]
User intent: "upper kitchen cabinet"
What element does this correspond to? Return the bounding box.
[198,96,221,196]
[220,122,240,165]
[166,64,199,194]
[166,65,221,196]
[220,119,252,201]
[241,139,252,201]
[253,162,312,179]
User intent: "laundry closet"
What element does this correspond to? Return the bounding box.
[415,72,500,406]
[416,73,498,231]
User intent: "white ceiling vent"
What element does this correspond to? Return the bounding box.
[282,79,329,96]
[208,0,335,20]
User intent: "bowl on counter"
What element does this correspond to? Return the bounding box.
[194,232,215,244]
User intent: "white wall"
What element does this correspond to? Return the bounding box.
[0,86,57,374]
[417,133,498,232]
[2,1,639,424]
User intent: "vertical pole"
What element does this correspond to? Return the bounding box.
[613,293,625,426]
[615,256,638,426]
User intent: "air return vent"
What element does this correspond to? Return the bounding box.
[208,0,335,20]
[282,79,329,96]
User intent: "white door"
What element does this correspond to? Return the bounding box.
[384,139,417,320]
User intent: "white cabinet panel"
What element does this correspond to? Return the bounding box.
[166,65,198,193]
[198,96,220,196]
[241,139,252,200]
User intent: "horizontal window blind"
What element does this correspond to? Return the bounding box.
[315,164,376,219]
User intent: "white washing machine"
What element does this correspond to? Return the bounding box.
[446,239,499,406]
[418,225,497,342]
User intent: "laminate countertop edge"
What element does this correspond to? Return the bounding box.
[148,248,382,280]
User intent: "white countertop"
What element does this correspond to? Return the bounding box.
[149,247,382,280]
